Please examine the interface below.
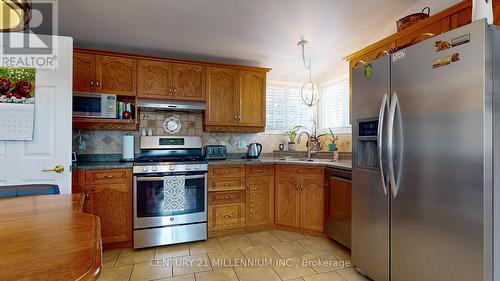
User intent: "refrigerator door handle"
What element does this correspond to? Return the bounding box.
[388,92,402,198]
[377,94,389,195]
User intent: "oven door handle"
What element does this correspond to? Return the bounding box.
[136,175,206,181]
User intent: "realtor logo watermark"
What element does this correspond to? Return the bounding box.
[1,0,58,69]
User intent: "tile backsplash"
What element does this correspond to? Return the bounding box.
[73,111,352,155]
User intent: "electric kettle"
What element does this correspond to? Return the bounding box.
[246,143,263,159]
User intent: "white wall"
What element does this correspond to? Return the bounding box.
[320,0,463,83]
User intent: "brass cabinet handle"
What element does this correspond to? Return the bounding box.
[42,165,64,174]
[90,80,94,88]
[297,170,303,173]
[224,170,230,174]
[257,169,263,172]
[173,87,177,95]
[224,183,229,186]
[104,175,113,179]
[224,215,231,219]
[95,80,100,89]
[224,196,231,199]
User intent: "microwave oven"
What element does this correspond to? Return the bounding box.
[73,93,117,118]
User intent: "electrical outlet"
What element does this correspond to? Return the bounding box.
[239,140,247,148]
[79,140,86,151]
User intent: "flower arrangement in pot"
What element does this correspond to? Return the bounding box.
[283,125,304,151]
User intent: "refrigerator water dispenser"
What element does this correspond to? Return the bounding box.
[356,120,379,169]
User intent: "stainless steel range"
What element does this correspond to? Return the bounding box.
[133,136,208,249]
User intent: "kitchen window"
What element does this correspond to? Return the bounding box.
[265,82,315,133]
[318,77,351,133]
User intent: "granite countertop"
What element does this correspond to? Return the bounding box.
[72,161,134,171]
[73,157,351,171]
[208,157,352,171]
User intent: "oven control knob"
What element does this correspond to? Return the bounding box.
[143,166,150,172]
[152,166,158,172]
[193,165,200,171]
[185,165,191,170]
[168,165,175,171]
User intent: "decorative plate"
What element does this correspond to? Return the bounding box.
[163,116,181,134]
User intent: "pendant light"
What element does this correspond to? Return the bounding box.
[0,0,31,31]
[298,39,320,107]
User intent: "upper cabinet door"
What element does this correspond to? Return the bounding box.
[238,71,266,127]
[171,63,206,101]
[73,52,95,92]
[137,59,171,98]
[95,55,137,96]
[205,67,239,126]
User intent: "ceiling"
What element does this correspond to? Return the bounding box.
[58,0,418,82]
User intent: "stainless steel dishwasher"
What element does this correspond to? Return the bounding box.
[325,167,352,249]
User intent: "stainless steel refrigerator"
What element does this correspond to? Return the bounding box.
[352,19,499,281]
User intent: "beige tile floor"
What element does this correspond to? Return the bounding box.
[98,229,370,281]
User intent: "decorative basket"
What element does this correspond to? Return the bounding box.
[397,7,430,32]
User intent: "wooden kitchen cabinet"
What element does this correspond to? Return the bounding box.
[396,17,450,47]
[275,176,301,228]
[275,165,325,233]
[245,165,274,229]
[208,190,246,233]
[205,67,268,132]
[238,71,266,127]
[300,177,325,232]
[137,61,206,101]
[74,51,137,96]
[137,59,171,98]
[350,41,396,69]
[207,165,247,236]
[205,67,240,126]
[82,169,133,247]
[95,55,137,96]
[171,63,206,101]
[73,52,96,92]
[71,170,86,194]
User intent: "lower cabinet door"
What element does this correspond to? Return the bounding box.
[211,203,245,230]
[275,176,300,228]
[246,175,274,227]
[300,177,325,232]
[88,183,132,244]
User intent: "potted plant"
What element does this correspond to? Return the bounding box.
[283,125,304,151]
[320,128,339,152]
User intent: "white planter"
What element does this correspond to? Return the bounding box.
[288,143,297,151]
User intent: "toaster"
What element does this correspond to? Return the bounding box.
[204,145,227,160]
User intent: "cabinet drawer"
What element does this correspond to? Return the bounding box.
[209,190,245,205]
[86,169,131,185]
[246,164,274,177]
[209,178,245,191]
[211,203,245,230]
[276,165,324,177]
[209,165,245,178]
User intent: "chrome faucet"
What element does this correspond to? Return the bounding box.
[297,131,312,159]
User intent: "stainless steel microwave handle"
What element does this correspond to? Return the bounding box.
[136,175,206,181]
[377,94,389,195]
[387,92,400,198]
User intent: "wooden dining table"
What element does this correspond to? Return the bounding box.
[0,194,102,281]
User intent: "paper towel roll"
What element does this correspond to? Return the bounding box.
[122,134,135,161]
[472,0,493,24]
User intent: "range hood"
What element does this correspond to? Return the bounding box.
[137,98,206,111]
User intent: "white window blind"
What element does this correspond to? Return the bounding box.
[266,84,314,132]
[321,79,350,131]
